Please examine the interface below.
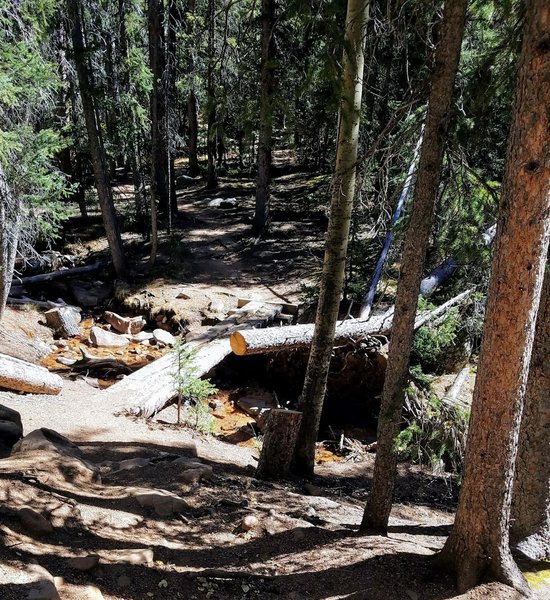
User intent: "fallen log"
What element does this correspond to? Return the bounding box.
[59,347,135,377]
[0,352,63,395]
[441,366,471,410]
[11,261,106,286]
[231,289,473,356]
[105,301,284,418]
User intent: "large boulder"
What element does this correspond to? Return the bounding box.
[10,428,100,486]
[0,404,23,457]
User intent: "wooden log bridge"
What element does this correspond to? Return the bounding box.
[230,289,473,356]
[104,301,286,418]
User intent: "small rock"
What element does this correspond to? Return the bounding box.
[67,555,100,571]
[303,483,324,497]
[241,514,259,531]
[130,331,154,343]
[54,339,68,348]
[208,298,225,313]
[19,507,54,535]
[180,466,213,484]
[117,457,151,471]
[135,490,188,517]
[208,197,238,209]
[90,326,129,348]
[27,580,60,600]
[176,291,191,300]
[80,585,104,600]
[304,506,316,518]
[172,456,204,470]
[57,356,77,366]
[153,329,176,346]
[109,548,154,565]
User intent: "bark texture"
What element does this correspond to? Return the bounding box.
[0,352,63,395]
[148,0,170,216]
[187,91,199,177]
[292,0,370,476]
[206,0,218,190]
[0,163,20,322]
[361,0,466,533]
[257,410,302,479]
[439,1,550,593]
[511,270,550,561]
[252,0,276,236]
[230,288,471,356]
[67,0,127,278]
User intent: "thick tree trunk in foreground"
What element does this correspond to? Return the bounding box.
[438,1,550,593]
[0,163,20,322]
[514,265,550,544]
[252,0,276,236]
[511,270,550,561]
[292,0,370,476]
[257,410,302,479]
[0,353,63,395]
[361,0,466,533]
[67,0,127,278]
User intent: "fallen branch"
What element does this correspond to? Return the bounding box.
[11,261,106,286]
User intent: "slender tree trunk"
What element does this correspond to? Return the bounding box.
[187,91,199,176]
[511,269,550,562]
[67,0,127,278]
[185,0,199,177]
[167,0,178,218]
[0,163,20,322]
[291,0,370,476]
[252,0,276,236]
[148,0,169,216]
[438,0,550,593]
[206,0,218,190]
[360,0,466,534]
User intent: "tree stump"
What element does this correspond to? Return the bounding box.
[45,306,81,338]
[256,409,302,479]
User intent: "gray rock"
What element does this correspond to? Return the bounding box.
[208,298,225,313]
[0,403,22,454]
[153,329,176,347]
[67,555,100,571]
[129,331,154,343]
[27,580,60,600]
[180,466,213,484]
[109,548,154,565]
[18,508,54,535]
[134,490,189,517]
[90,326,129,348]
[241,514,258,531]
[117,457,151,471]
[208,197,238,209]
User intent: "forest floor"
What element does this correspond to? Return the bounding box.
[1,159,549,600]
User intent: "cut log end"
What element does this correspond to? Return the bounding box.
[230,331,247,356]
